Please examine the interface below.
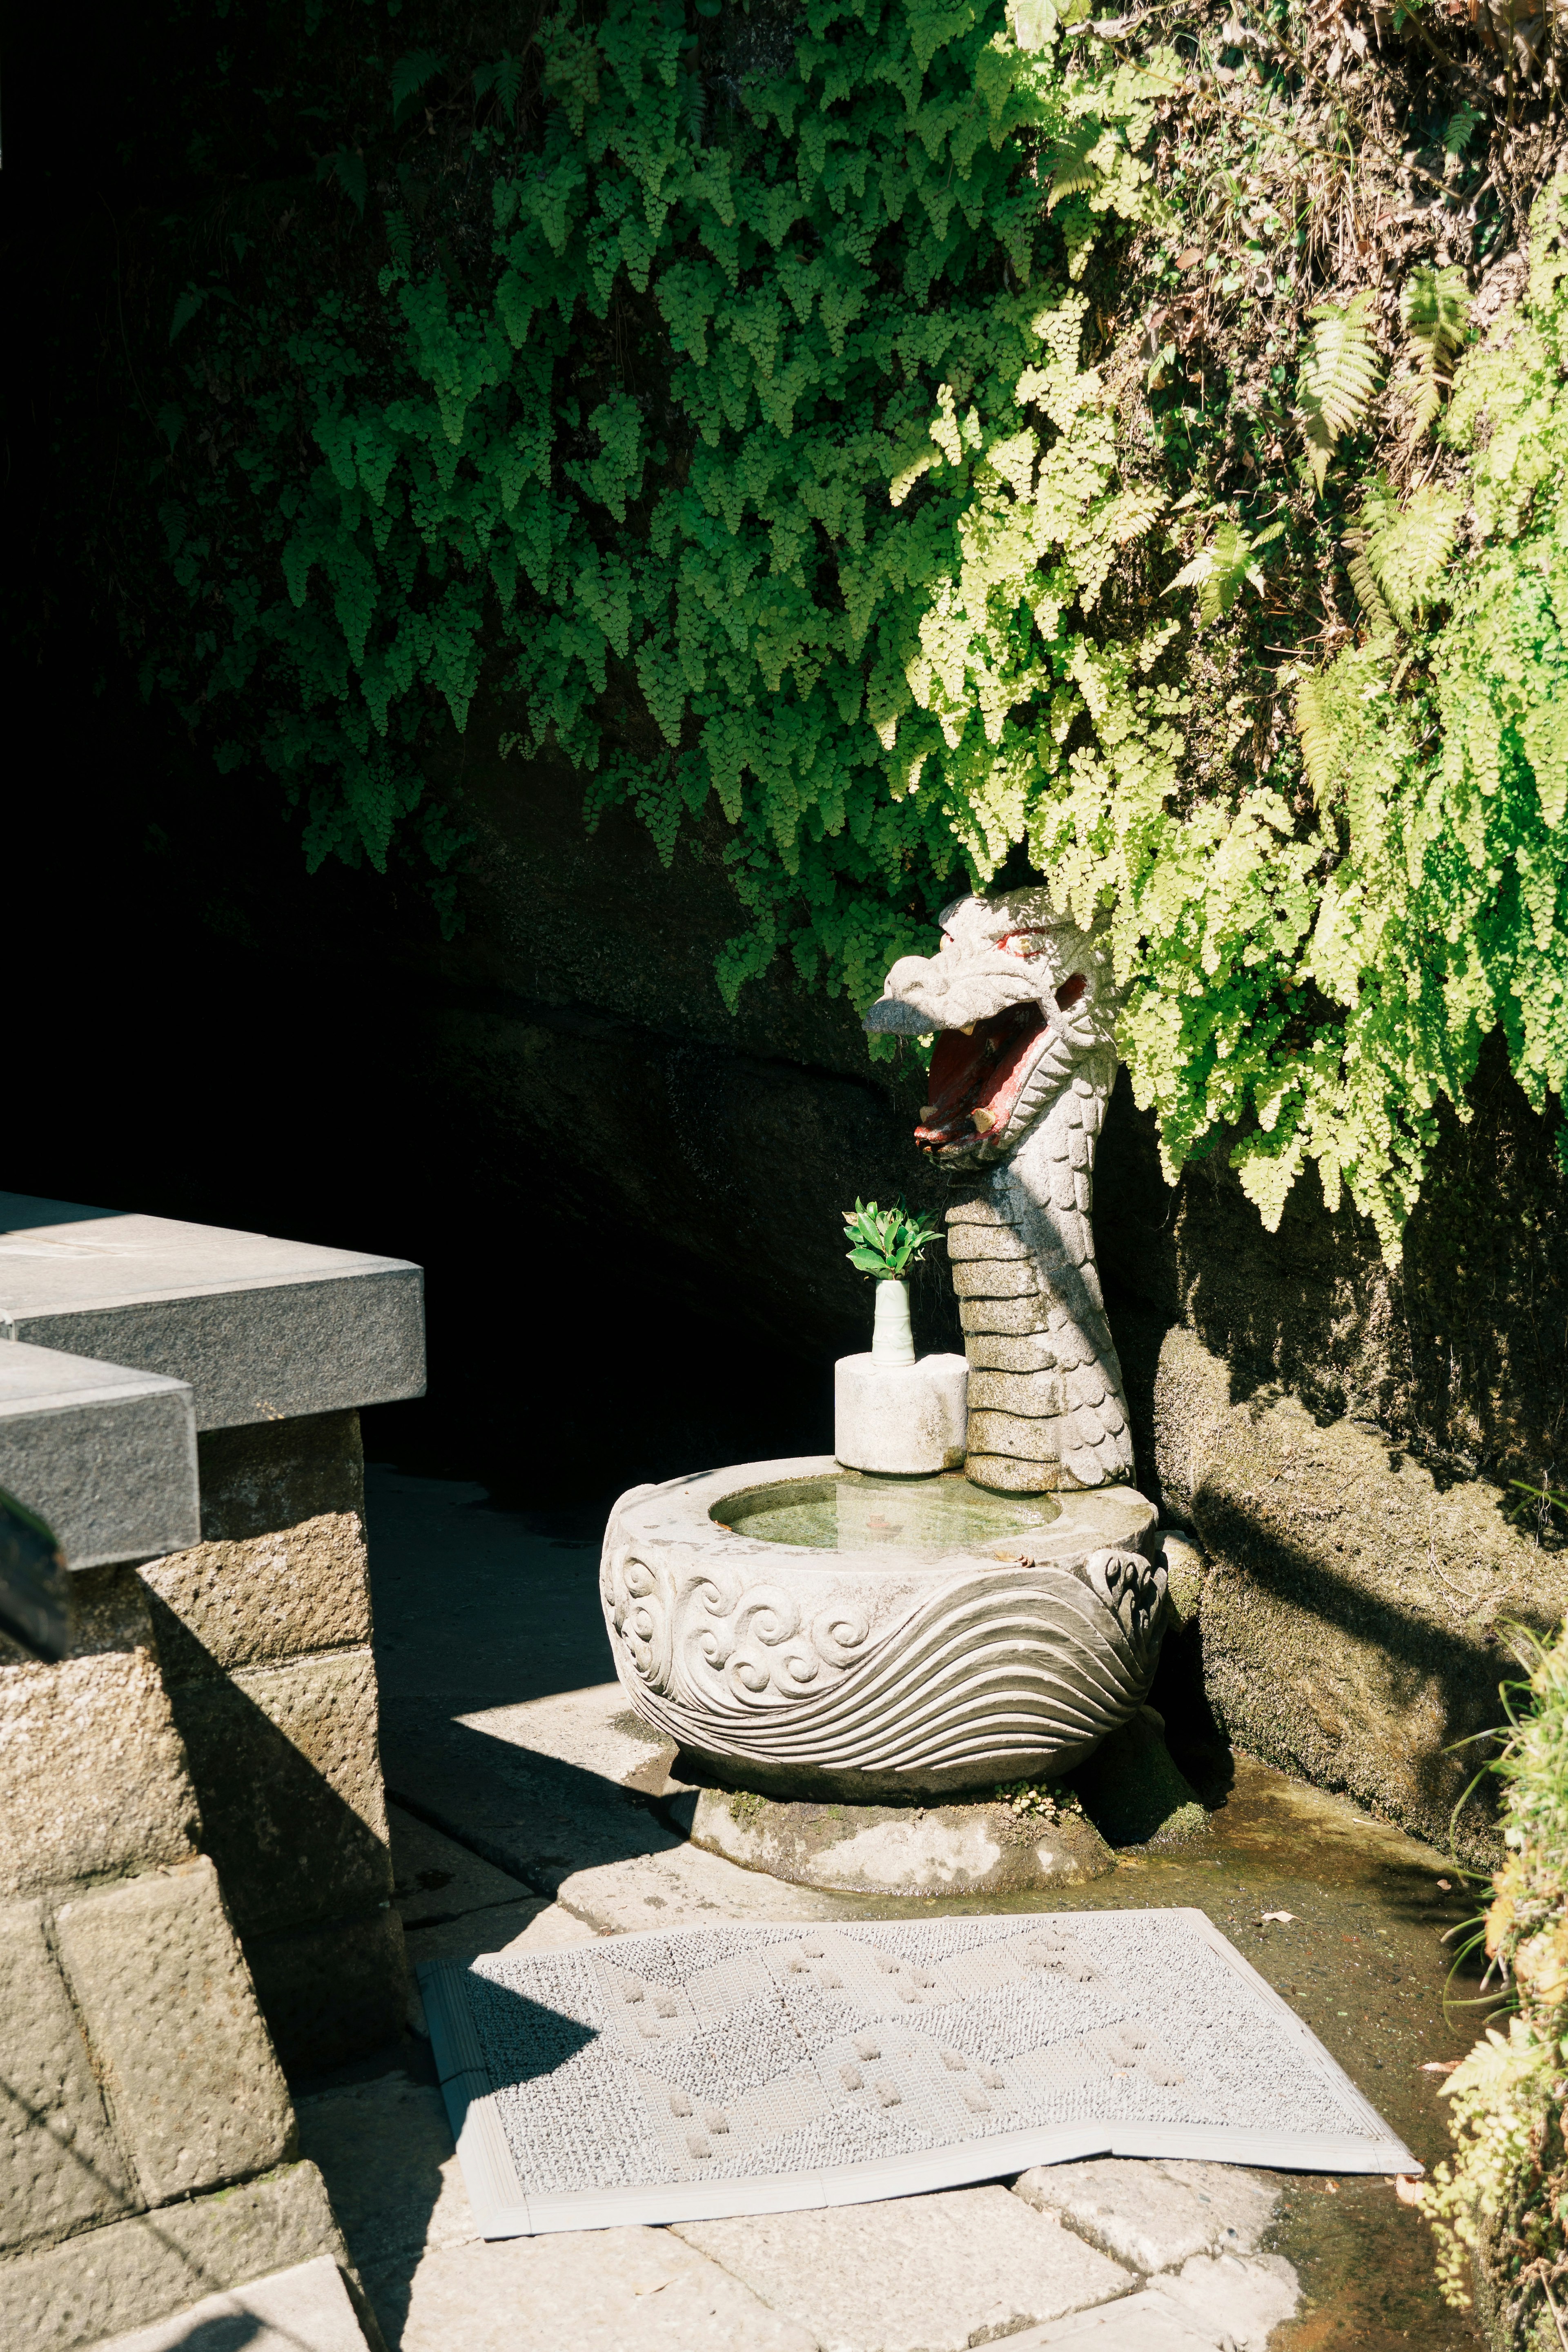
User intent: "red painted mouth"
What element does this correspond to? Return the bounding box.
[913,974,1086,1154]
[914,1004,1046,1151]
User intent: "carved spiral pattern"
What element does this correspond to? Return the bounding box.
[606,1548,874,1707]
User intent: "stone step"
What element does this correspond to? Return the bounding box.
[85,2255,372,2352]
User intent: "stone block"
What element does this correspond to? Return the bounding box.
[388,1804,533,1930]
[1067,1712,1208,1848]
[0,1895,134,2254]
[674,2185,1133,2352]
[1158,1532,1207,1630]
[0,1198,424,1434]
[951,1259,1039,1299]
[968,1408,1060,1462]
[0,1637,198,1899]
[946,1222,1031,1262]
[1012,2157,1279,2274]
[54,1859,293,2205]
[89,2255,371,2352]
[1150,1327,1231,1523]
[959,1293,1050,1336]
[245,1909,408,2078]
[833,1352,967,1474]
[967,1452,1068,1494]
[1147,2250,1298,2348]
[141,1514,370,1686]
[1157,1329,1568,1859]
[0,1342,198,1573]
[0,2160,348,2352]
[690,1782,1113,1892]
[169,1650,392,1934]
[998,2288,1218,2348]
[967,1331,1059,1374]
[196,1413,365,1545]
[947,1196,1018,1226]
[969,1368,1066,1417]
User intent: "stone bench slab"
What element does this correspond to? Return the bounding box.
[0,1196,424,1431]
[0,1339,197,1569]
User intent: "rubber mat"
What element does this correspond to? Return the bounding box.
[420,1909,1418,2235]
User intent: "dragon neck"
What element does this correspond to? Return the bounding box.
[947,1045,1133,1494]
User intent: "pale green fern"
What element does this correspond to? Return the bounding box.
[1400,264,1470,442]
[1341,472,1460,632]
[1297,292,1381,493]
[1165,517,1284,626]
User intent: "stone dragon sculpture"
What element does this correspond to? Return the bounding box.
[864,888,1134,1495]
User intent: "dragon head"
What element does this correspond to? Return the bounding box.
[864,889,1119,1172]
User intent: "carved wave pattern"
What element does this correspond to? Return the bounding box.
[602,1544,1166,1777]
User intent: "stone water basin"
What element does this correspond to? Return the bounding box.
[599,1454,1167,1802]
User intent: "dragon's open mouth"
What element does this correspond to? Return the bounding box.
[912,973,1086,1156]
[914,1004,1047,1153]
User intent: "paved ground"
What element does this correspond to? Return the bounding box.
[289,1468,1487,2352]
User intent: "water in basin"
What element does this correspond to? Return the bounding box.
[714,1470,1061,1552]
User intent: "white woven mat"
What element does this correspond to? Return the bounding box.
[420,1909,1417,2236]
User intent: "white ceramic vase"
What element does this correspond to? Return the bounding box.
[871,1277,915,1366]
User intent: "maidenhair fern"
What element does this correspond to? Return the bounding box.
[1284,170,1568,1247]
[1296,291,1381,493]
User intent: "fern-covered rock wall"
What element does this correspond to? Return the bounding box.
[7,0,1567,1864]
[375,731,1567,1852]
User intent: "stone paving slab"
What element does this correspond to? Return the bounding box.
[551,1826,846,1928]
[1149,2250,1299,2349]
[364,2228,820,2352]
[674,2187,1134,2352]
[86,2255,370,2352]
[1000,2287,1225,2348]
[297,2075,481,2268]
[1012,2156,1279,2273]
[389,1803,534,1928]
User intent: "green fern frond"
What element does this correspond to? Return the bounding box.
[1294,671,1338,803]
[1365,481,1463,626]
[1345,547,1395,632]
[1046,120,1103,210]
[1400,265,1470,443]
[1442,101,1482,157]
[1297,292,1381,494]
[1165,518,1283,627]
[1402,265,1470,364]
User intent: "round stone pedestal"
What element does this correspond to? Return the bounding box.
[682,1706,1209,1894]
[689,1784,1116,1894]
[833,1351,968,1474]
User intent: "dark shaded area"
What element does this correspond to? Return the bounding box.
[1098,1044,1568,1498]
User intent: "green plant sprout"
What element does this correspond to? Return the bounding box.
[842,1199,943,1283]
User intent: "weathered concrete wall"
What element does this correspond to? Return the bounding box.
[141,1410,404,2073]
[1147,1329,1568,1863]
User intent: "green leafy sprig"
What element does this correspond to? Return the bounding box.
[842,1198,943,1282]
